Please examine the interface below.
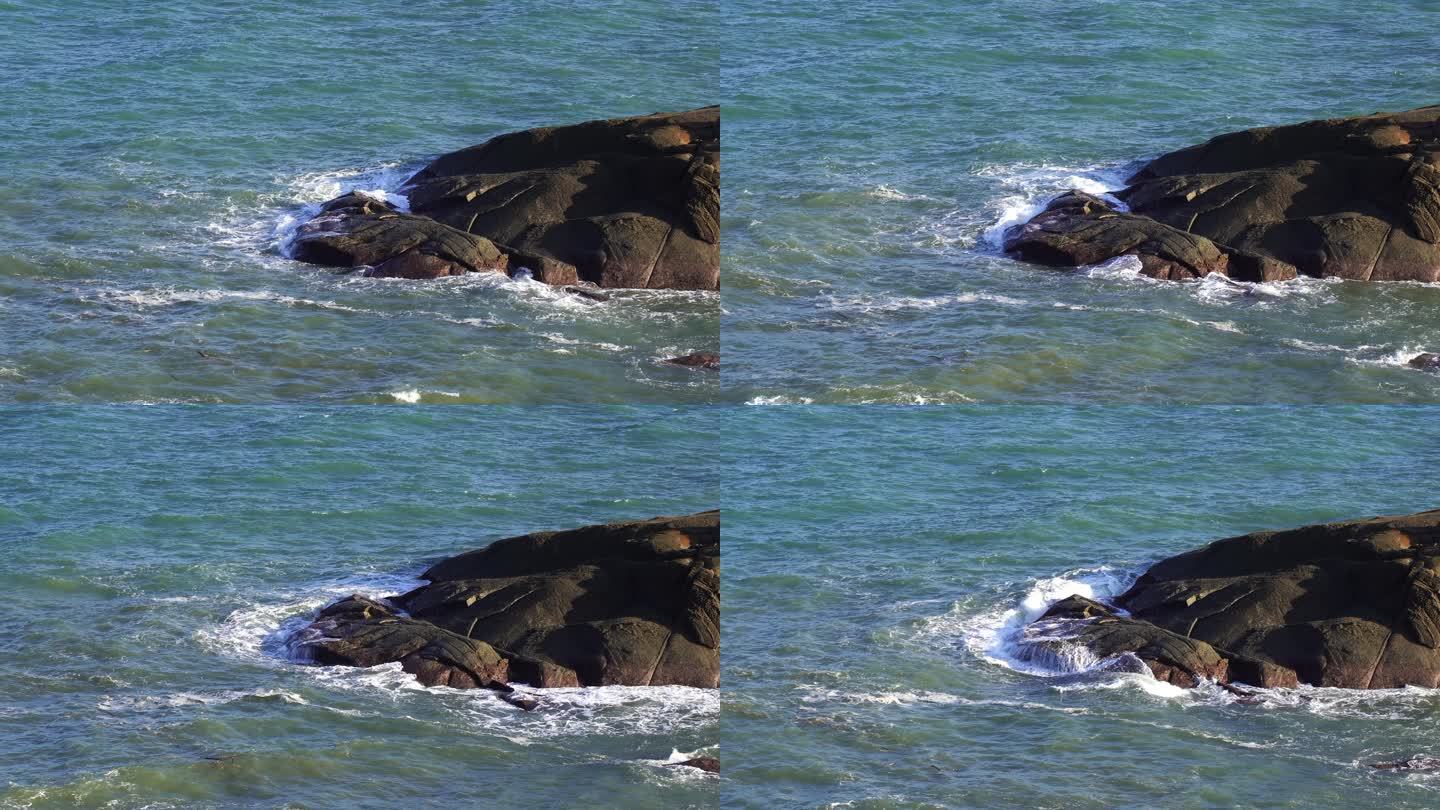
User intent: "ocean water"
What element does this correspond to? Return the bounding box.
[723,1,1440,404]
[0,1,718,404]
[0,406,718,808]
[723,406,1440,808]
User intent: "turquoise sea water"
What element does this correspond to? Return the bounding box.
[723,1,1440,404]
[0,1,718,403]
[0,407,717,808]
[723,406,1440,808]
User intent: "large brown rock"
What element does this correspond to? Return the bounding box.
[291,511,720,693]
[1022,509,1440,690]
[289,107,720,290]
[1006,104,1440,282]
[1003,191,1294,282]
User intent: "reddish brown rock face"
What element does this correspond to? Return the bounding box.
[289,107,720,290]
[290,511,720,697]
[1023,509,1440,691]
[1006,105,1440,282]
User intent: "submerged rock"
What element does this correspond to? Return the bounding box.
[1006,104,1440,282]
[1409,352,1440,370]
[664,351,719,369]
[290,107,720,290]
[291,511,720,695]
[1021,509,1440,690]
[670,756,720,773]
[1373,756,1440,771]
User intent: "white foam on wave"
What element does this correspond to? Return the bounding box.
[867,184,935,202]
[793,684,1094,716]
[797,685,965,706]
[976,162,1132,250]
[203,162,415,259]
[824,385,977,405]
[1190,271,1342,306]
[1272,337,1440,373]
[87,286,370,315]
[1348,344,1432,370]
[541,333,627,353]
[1082,254,1150,282]
[1171,314,1245,335]
[632,747,721,783]
[98,689,309,713]
[745,395,816,405]
[388,389,461,404]
[293,663,719,740]
[818,290,1028,314]
[194,570,425,666]
[272,164,414,256]
[936,566,1137,674]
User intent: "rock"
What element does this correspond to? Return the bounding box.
[1373,756,1440,771]
[1022,509,1440,689]
[1024,595,1233,687]
[664,351,719,369]
[1006,104,1440,282]
[290,192,511,279]
[670,756,720,773]
[1410,352,1440,370]
[561,285,611,302]
[290,108,719,290]
[291,511,720,692]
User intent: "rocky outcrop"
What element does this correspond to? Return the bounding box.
[1006,104,1440,282]
[671,756,720,774]
[1006,192,1297,282]
[664,351,719,369]
[1374,756,1440,771]
[290,511,719,697]
[1410,353,1440,370]
[290,107,720,290]
[1021,509,1440,690]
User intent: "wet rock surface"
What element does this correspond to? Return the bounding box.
[1373,756,1440,772]
[664,351,719,369]
[290,107,720,290]
[1409,352,1440,370]
[290,511,720,695]
[1006,105,1440,282]
[1022,509,1440,690]
[671,756,720,773]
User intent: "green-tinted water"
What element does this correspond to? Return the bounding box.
[0,407,718,808]
[0,1,718,403]
[723,406,1440,808]
[723,1,1440,403]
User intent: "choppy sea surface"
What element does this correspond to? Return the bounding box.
[722,1,1440,404]
[0,1,718,404]
[723,406,1440,808]
[0,407,718,808]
